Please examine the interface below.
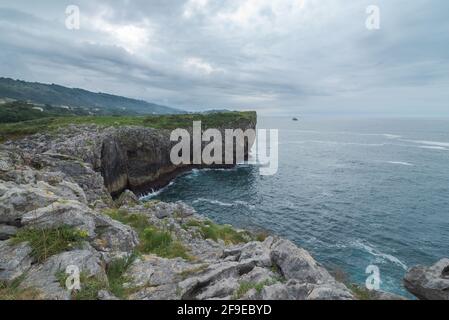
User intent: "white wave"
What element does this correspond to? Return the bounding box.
[419,146,448,151]
[381,134,402,139]
[280,140,386,147]
[140,182,174,200]
[283,129,402,139]
[403,139,449,148]
[353,240,408,270]
[193,198,255,210]
[386,161,414,166]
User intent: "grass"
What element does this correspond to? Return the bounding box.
[0,111,257,143]
[184,219,251,245]
[0,275,41,300]
[140,227,191,260]
[348,284,379,300]
[56,255,136,300]
[106,255,136,298]
[104,209,192,260]
[233,279,277,299]
[12,226,89,263]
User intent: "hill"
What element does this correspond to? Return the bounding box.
[0,78,183,115]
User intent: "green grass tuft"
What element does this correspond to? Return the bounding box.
[12,226,89,263]
[184,219,250,245]
[140,227,191,260]
[233,279,277,299]
[104,209,192,260]
[0,275,41,300]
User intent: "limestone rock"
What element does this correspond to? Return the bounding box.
[21,200,97,238]
[20,248,106,300]
[270,238,333,284]
[114,189,140,208]
[404,258,449,300]
[0,225,18,240]
[0,241,34,283]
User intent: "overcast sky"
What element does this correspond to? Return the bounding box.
[0,0,448,115]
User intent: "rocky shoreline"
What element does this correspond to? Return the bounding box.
[1,123,448,300]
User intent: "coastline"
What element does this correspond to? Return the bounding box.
[0,115,445,300]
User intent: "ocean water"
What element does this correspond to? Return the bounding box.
[143,116,449,297]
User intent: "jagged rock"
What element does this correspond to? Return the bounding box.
[260,284,289,300]
[197,278,240,300]
[91,213,139,258]
[0,241,34,282]
[270,238,333,284]
[125,255,196,288]
[114,189,140,208]
[306,283,354,300]
[20,248,106,300]
[179,260,256,299]
[404,258,449,300]
[126,255,199,300]
[0,181,58,225]
[98,290,119,300]
[0,225,18,240]
[224,239,272,268]
[21,200,97,238]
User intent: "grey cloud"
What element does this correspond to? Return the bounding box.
[0,0,448,115]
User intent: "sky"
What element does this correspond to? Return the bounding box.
[0,0,448,115]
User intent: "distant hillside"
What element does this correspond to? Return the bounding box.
[0,78,183,115]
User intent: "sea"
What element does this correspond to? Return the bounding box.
[142,116,449,297]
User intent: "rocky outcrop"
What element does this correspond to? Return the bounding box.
[404,259,449,300]
[0,119,360,300]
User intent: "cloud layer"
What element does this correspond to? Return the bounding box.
[0,0,448,115]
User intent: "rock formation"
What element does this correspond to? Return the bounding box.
[0,120,413,300]
[404,259,449,300]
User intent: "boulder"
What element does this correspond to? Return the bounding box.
[20,248,106,300]
[0,225,18,240]
[404,258,449,300]
[21,200,97,238]
[91,213,139,258]
[270,238,333,284]
[0,241,34,282]
[114,189,140,208]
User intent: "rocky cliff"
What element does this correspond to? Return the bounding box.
[0,118,443,300]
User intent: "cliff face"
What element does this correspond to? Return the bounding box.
[99,119,257,197]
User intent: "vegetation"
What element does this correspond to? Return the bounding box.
[0,101,84,123]
[104,209,192,260]
[12,226,89,263]
[183,219,252,245]
[106,255,136,298]
[233,279,278,299]
[0,275,41,300]
[0,111,256,142]
[140,227,191,260]
[56,255,136,300]
[348,284,379,300]
[0,77,181,115]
